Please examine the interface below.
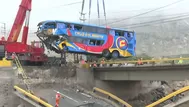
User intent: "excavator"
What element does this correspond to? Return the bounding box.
[0,0,48,65]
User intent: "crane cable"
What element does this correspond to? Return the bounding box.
[97,0,100,25]
[102,0,107,26]
[81,0,85,16]
[88,0,92,23]
[80,0,85,23]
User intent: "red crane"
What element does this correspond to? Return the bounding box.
[0,0,47,65]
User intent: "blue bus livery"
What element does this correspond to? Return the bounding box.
[36,20,136,59]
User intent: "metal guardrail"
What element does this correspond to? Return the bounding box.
[14,85,53,107]
[93,87,132,107]
[0,58,12,67]
[90,57,189,65]
[146,85,189,107]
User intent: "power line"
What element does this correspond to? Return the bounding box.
[123,16,189,29]
[104,0,186,25]
[117,13,189,28]
[38,1,82,10]
[51,1,82,8]
[91,12,189,20]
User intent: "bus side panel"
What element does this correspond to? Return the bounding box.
[69,30,114,54]
[125,32,136,56]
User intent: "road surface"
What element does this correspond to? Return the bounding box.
[33,86,113,107]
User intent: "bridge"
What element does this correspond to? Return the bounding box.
[78,57,189,81]
[92,64,189,80]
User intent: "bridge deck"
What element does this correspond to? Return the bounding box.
[92,64,189,80]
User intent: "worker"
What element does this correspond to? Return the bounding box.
[137,58,143,65]
[80,59,85,64]
[93,61,97,67]
[101,58,105,67]
[178,56,183,64]
[55,91,63,107]
[12,52,16,60]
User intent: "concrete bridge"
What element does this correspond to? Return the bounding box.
[92,64,189,81]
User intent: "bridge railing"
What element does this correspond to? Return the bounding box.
[14,85,53,107]
[88,57,189,68]
[93,87,132,107]
[0,58,12,67]
[146,85,189,107]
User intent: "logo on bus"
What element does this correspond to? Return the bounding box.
[116,37,128,50]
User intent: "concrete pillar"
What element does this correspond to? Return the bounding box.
[95,80,143,100]
[76,68,160,100]
[76,68,95,90]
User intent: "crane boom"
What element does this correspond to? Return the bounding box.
[7,0,31,44]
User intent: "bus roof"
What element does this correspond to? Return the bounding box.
[38,20,134,32]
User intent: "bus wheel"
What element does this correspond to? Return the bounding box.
[102,49,110,58]
[112,51,119,59]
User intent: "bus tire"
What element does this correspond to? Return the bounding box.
[112,50,119,59]
[102,49,110,58]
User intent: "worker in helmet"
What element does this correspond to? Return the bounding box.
[55,91,63,107]
[93,61,97,67]
[101,58,105,67]
[137,58,143,65]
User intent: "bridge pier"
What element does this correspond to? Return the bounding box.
[76,68,157,100]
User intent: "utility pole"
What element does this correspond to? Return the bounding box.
[0,22,6,37]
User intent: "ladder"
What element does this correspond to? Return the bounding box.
[14,55,33,94]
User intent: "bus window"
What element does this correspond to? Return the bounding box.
[44,22,56,29]
[115,30,123,36]
[57,23,66,29]
[127,32,133,38]
[71,37,83,43]
[89,39,96,45]
[74,24,83,31]
[129,32,133,37]
[83,26,97,33]
[66,24,74,30]
[70,24,74,30]
[96,40,104,46]
[82,39,88,44]
[96,28,106,34]
[109,30,115,36]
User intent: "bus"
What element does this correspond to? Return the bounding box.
[36,20,136,59]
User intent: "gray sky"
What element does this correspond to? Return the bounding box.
[0,0,189,39]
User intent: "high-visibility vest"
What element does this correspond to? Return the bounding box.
[55,92,61,107]
[178,59,183,64]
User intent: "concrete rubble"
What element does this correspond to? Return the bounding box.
[127,80,189,107]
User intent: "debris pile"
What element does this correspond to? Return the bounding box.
[128,80,189,107]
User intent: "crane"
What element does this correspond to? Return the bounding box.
[0,0,47,65]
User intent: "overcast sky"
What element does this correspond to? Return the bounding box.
[0,0,189,37]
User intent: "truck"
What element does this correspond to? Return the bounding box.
[0,0,47,65]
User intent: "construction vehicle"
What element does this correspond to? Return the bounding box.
[0,0,48,65]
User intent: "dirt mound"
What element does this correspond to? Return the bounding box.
[0,68,15,107]
[128,81,189,107]
[23,63,77,79]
